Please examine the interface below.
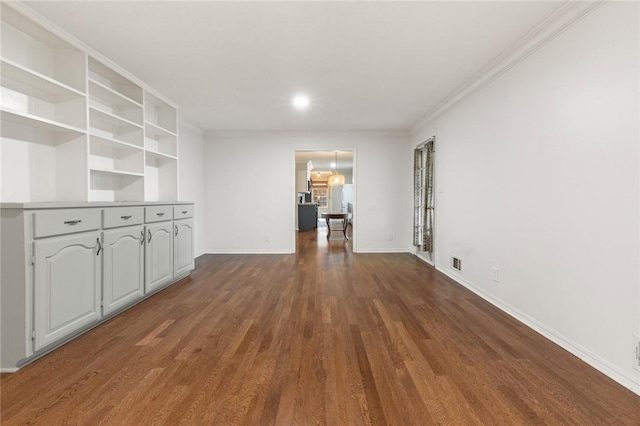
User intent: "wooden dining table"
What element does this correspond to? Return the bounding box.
[322,212,351,240]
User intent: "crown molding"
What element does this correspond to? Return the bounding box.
[179,120,205,136]
[205,129,409,139]
[411,0,607,133]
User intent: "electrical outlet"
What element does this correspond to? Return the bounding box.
[634,335,640,372]
[387,233,393,241]
[265,235,270,243]
[492,267,500,282]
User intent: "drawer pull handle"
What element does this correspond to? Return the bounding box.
[96,238,102,256]
[148,229,152,243]
[64,220,82,225]
[156,212,165,217]
[140,230,145,245]
[175,224,179,236]
[121,215,132,220]
[181,210,188,214]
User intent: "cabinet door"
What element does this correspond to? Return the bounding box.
[173,219,194,278]
[103,225,145,315]
[34,232,102,350]
[145,222,173,293]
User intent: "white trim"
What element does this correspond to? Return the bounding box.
[204,249,294,255]
[411,0,606,132]
[435,263,640,396]
[0,367,20,373]
[179,120,205,136]
[206,129,409,139]
[414,252,435,267]
[356,248,412,254]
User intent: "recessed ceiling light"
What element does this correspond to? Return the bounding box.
[292,94,310,110]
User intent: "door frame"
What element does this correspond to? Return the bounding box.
[292,149,357,253]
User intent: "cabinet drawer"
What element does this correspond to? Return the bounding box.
[145,205,173,223]
[173,205,193,220]
[103,206,144,229]
[33,209,101,238]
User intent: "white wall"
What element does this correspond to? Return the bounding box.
[178,121,206,257]
[204,131,412,253]
[413,2,639,393]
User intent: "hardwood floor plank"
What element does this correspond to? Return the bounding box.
[1,228,639,425]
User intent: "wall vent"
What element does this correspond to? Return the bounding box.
[452,257,462,271]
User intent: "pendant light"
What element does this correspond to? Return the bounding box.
[327,151,345,186]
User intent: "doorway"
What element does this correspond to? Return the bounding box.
[293,150,355,253]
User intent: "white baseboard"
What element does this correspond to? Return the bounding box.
[433,263,640,396]
[356,248,412,254]
[0,367,20,373]
[203,249,294,255]
[415,251,435,266]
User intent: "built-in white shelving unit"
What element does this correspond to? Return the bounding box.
[0,3,179,203]
[0,3,87,202]
[144,92,178,201]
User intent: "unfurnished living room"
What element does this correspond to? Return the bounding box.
[1,0,639,424]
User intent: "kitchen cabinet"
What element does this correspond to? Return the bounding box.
[145,221,174,293]
[0,201,194,372]
[34,232,102,350]
[298,203,318,231]
[102,225,145,315]
[174,219,194,278]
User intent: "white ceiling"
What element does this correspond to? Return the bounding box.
[24,1,562,132]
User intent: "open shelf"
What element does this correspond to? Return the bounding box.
[1,58,85,100]
[1,108,85,144]
[1,4,180,204]
[89,135,144,175]
[89,80,143,125]
[1,58,87,130]
[1,133,87,202]
[1,4,86,93]
[145,122,178,157]
[144,91,177,135]
[88,57,142,105]
[89,168,144,202]
[89,107,143,146]
[145,149,178,164]
[145,154,177,202]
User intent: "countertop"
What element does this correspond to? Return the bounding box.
[1,201,194,210]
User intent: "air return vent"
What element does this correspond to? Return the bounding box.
[452,257,462,271]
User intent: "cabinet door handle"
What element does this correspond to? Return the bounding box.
[147,229,152,243]
[121,215,132,220]
[96,238,102,256]
[181,210,188,214]
[175,224,179,236]
[156,212,165,217]
[64,220,82,225]
[140,230,145,245]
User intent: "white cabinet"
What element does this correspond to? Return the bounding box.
[33,232,102,350]
[1,202,194,371]
[102,225,145,315]
[145,221,174,293]
[174,219,194,278]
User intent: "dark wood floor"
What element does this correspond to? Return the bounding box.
[2,225,639,425]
